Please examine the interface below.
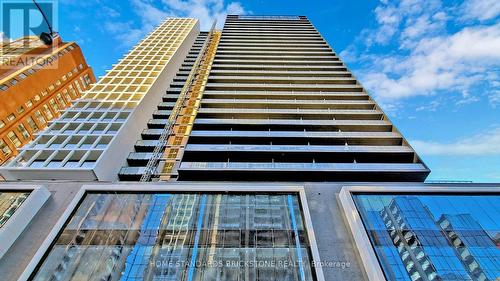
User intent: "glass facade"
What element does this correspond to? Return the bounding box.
[354,193,500,281]
[0,191,30,228]
[32,192,315,281]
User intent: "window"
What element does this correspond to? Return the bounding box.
[48,85,54,91]
[92,124,106,134]
[64,92,71,102]
[26,100,33,108]
[46,161,62,168]
[6,114,15,122]
[26,117,39,132]
[80,76,87,88]
[29,160,45,168]
[354,193,500,281]
[80,160,96,168]
[49,99,59,112]
[0,192,29,227]
[84,74,92,86]
[0,121,5,129]
[33,95,41,102]
[74,81,83,93]
[42,105,53,120]
[30,192,316,281]
[69,85,77,97]
[34,110,46,124]
[0,140,12,156]
[7,131,22,147]
[17,106,25,114]
[0,84,8,91]
[17,124,30,139]
[18,73,27,80]
[10,79,18,86]
[56,94,65,106]
[64,160,80,167]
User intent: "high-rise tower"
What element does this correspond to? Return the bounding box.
[119,15,429,182]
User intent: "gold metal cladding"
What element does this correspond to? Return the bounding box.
[159,31,221,180]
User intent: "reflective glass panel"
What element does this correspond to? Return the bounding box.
[354,193,500,281]
[0,191,30,228]
[32,192,315,281]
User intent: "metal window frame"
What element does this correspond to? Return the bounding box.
[19,183,325,281]
[0,185,50,259]
[338,184,500,281]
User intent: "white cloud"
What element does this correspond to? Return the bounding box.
[456,91,480,106]
[101,6,121,18]
[400,12,447,47]
[410,128,500,155]
[362,0,443,46]
[103,0,247,48]
[343,0,500,105]
[369,5,401,45]
[104,21,145,47]
[161,0,246,29]
[362,23,500,100]
[415,100,440,112]
[489,90,500,107]
[131,0,169,29]
[461,0,500,21]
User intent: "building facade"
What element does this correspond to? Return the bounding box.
[0,36,95,164]
[117,15,429,182]
[0,16,498,281]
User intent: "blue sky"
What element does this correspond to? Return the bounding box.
[9,0,500,182]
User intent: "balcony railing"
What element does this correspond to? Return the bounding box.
[179,162,428,172]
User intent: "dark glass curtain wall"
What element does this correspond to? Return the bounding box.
[354,193,500,281]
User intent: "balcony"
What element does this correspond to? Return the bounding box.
[210,64,347,71]
[184,144,413,154]
[205,83,363,92]
[127,152,153,163]
[202,91,368,100]
[196,108,382,120]
[194,118,393,132]
[208,76,355,84]
[189,130,403,146]
[201,99,374,109]
[177,162,430,182]
[208,69,351,77]
[213,59,343,66]
[215,54,339,61]
[152,110,172,119]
